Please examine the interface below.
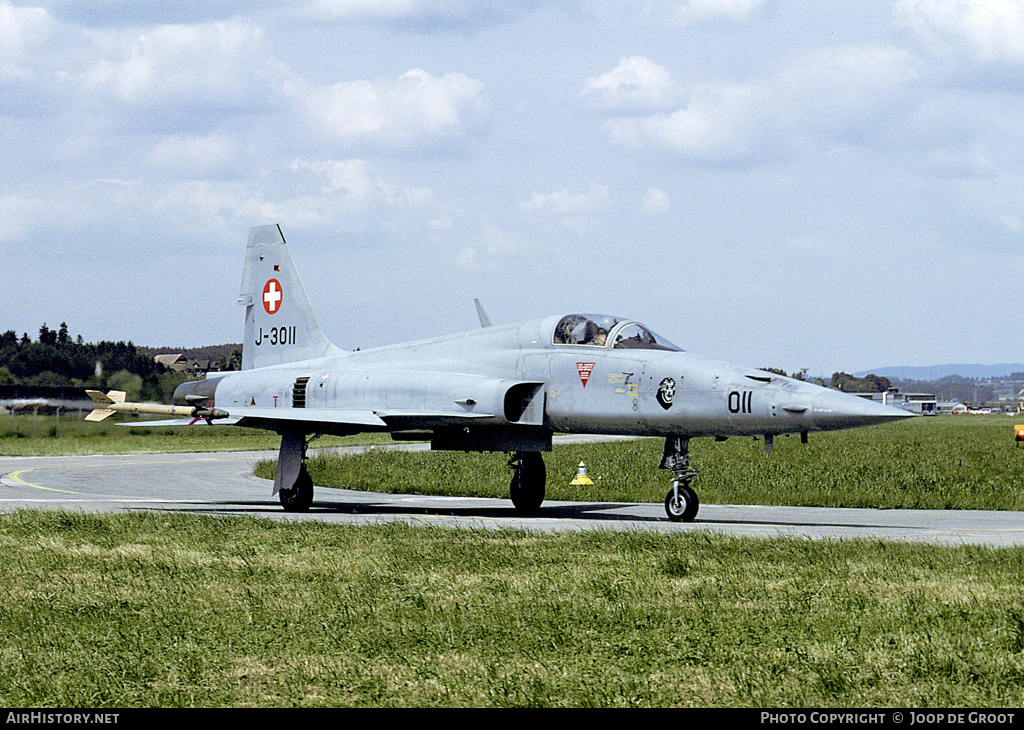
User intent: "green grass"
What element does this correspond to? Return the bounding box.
[260,415,1024,511]
[4,414,1024,706]
[1,511,1023,707]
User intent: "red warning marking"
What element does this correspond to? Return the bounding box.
[577,362,595,387]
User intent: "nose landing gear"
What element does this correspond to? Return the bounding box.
[505,439,702,522]
[665,476,699,522]
[660,436,700,522]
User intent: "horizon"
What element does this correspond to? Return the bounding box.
[6,321,1023,384]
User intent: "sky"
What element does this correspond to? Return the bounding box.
[3,0,1024,376]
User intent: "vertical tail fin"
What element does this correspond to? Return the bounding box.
[238,225,336,370]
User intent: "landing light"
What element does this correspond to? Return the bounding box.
[1015,425,1024,445]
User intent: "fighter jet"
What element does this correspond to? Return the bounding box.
[89,224,912,521]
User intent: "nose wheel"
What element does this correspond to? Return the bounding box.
[660,436,700,522]
[665,477,699,522]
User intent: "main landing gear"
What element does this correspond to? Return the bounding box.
[507,441,700,523]
[279,467,313,512]
[275,432,314,512]
[508,450,546,514]
[660,436,700,522]
[270,437,700,522]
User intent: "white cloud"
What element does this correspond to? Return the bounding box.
[777,44,919,133]
[918,144,999,178]
[896,0,1024,65]
[523,183,609,233]
[524,183,609,216]
[603,83,773,160]
[290,158,433,208]
[285,68,487,151]
[308,0,468,19]
[582,56,682,112]
[304,0,537,30]
[653,0,773,25]
[598,44,918,161]
[641,188,670,215]
[140,156,436,236]
[0,1,53,79]
[999,214,1024,233]
[455,224,530,271]
[149,133,239,174]
[80,20,270,109]
[0,195,48,242]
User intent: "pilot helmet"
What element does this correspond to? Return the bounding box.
[595,316,617,332]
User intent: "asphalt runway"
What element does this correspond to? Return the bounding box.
[2,448,1023,547]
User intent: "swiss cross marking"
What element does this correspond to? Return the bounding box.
[263,279,283,315]
[577,362,595,387]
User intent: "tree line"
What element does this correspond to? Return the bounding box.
[888,375,997,404]
[769,368,1001,404]
[0,323,187,402]
[832,371,1003,403]
[829,372,893,393]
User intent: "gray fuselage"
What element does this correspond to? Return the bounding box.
[211,313,902,445]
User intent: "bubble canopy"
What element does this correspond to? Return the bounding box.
[551,314,682,351]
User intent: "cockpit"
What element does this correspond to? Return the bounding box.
[551,314,682,351]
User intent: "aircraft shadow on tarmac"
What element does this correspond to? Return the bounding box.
[140,494,908,534]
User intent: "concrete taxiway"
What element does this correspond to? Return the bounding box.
[1,449,1023,547]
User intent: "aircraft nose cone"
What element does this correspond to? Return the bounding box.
[811,389,914,431]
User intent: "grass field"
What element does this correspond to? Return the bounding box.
[0,511,1022,707]
[3,413,1024,707]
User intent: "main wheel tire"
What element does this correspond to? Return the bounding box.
[664,483,699,522]
[510,452,545,514]
[279,467,314,512]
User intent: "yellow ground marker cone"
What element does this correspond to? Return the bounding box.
[570,461,594,486]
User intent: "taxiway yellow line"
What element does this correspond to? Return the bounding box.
[4,460,207,502]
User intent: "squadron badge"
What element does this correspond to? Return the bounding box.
[657,377,676,410]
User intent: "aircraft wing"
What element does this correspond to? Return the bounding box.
[232,407,499,431]
[118,417,242,427]
[374,409,496,420]
[232,408,388,429]
[107,403,499,432]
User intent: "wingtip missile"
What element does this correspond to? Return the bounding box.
[84,389,125,421]
[84,390,229,423]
